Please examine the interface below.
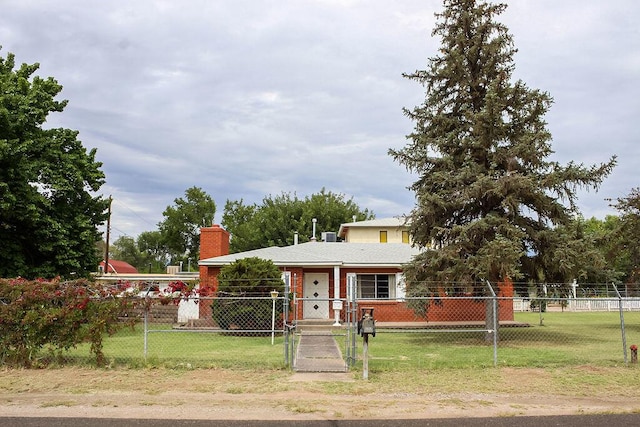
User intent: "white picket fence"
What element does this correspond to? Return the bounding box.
[513,298,640,312]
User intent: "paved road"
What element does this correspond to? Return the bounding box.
[3,414,640,426]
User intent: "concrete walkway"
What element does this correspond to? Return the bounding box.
[294,331,347,372]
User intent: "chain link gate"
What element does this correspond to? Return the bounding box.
[289,294,352,371]
[346,272,358,367]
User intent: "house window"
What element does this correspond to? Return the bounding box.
[357,274,395,299]
[402,230,410,244]
[379,231,387,243]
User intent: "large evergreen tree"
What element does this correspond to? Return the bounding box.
[0,50,109,278]
[389,1,615,292]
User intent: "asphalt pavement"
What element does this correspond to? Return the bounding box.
[3,414,640,426]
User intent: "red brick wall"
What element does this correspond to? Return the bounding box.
[286,268,304,297]
[358,279,515,322]
[199,225,229,260]
[198,225,229,319]
[199,265,221,319]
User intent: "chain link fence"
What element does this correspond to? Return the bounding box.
[4,281,640,369]
[353,281,640,369]
[358,295,639,368]
[134,295,291,369]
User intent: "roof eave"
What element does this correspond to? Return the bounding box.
[199,260,344,268]
[342,263,405,268]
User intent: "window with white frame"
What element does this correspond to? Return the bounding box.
[357,274,396,299]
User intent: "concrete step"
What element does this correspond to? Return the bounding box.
[294,319,345,332]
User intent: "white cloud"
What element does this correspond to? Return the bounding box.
[1,0,637,240]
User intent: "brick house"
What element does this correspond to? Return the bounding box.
[198,219,514,323]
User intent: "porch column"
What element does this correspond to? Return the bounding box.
[333,265,341,326]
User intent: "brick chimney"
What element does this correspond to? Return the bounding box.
[198,224,229,319]
[199,225,230,319]
[199,224,230,260]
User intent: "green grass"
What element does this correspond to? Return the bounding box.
[356,311,637,371]
[45,311,640,370]
[499,311,634,367]
[60,322,287,369]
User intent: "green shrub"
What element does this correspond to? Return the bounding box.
[212,257,284,333]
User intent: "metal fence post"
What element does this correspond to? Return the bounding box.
[283,272,291,367]
[349,298,357,368]
[486,281,498,367]
[613,284,628,364]
[290,322,296,369]
[362,333,369,379]
[347,273,357,367]
[493,294,498,367]
[143,299,149,359]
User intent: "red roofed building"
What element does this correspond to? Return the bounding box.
[99,259,139,274]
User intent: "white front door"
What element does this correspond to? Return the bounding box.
[303,273,330,319]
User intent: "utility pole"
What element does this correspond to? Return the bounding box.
[104,196,112,274]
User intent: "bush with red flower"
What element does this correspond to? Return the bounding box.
[160,280,198,305]
[0,277,135,367]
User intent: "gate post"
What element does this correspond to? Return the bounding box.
[613,284,628,364]
[283,273,290,367]
[143,297,149,359]
[346,273,357,367]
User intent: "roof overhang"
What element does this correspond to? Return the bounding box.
[94,273,200,283]
[199,260,406,269]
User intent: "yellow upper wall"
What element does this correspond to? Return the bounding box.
[344,227,410,243]
[338,218,411,244]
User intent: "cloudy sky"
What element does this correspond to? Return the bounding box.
[1,0,638,240]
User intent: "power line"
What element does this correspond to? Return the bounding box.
[111,197,159,229]
[109,225,133,239]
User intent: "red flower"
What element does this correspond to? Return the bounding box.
[76,298,90,310]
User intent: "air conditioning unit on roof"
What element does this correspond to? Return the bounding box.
[322,232,337,242]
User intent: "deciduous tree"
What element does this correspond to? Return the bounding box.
[575,215,623,285]
[612,188,640,284]
[220,199,261,253]
[158,186,216,264]
[110,236,146,271]
[137,230,171,273]
[221,189,373,253]
[0,50,109,278]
